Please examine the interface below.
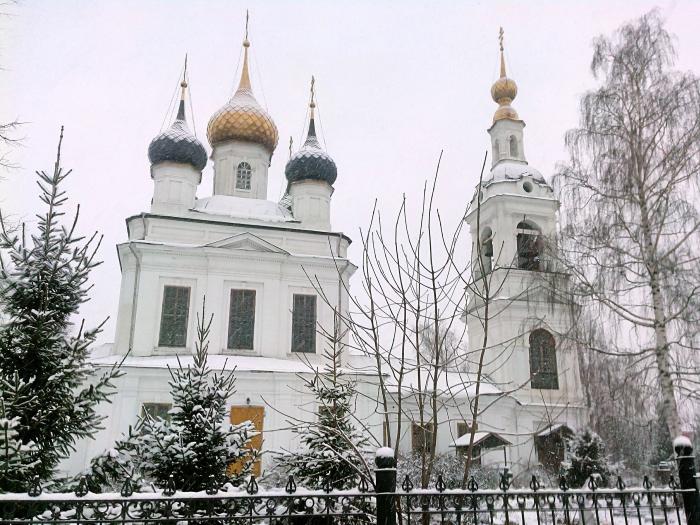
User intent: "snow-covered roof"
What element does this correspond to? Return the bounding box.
[536,423,572,437]
[386,369,502,399]
[192,195,295,223]
[450,431,511,448]
[483,160,549,187]
[90,353,376,376]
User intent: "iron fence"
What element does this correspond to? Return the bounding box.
[0,442,698,525]
[396,475,688,525]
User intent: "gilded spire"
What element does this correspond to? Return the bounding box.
[499,27,506,78]
[177,54,188,121]
[237,10,252,93]
[490,27,519,123]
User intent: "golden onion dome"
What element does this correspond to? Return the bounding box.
[491,28,520,123]
[491,77,517,105]
[207,39,279,155]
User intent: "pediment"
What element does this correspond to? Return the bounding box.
[205,233,289,255]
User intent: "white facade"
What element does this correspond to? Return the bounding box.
[65,38,586,480]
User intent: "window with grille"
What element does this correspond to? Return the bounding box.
[158,285,190,347]
[529,329,559,389]
[236,162,252,190]
[516,221,543,271]
[141,402,172,421]
[412,422,435,454]
[457,421,478,437]
[228,289,256,350]
[291,294,316,353]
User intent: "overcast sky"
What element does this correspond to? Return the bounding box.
[2,0,700,344]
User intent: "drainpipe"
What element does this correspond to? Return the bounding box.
[127,215,146,353]
[335,233,351,365]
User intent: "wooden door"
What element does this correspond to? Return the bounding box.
[229,405,264,477]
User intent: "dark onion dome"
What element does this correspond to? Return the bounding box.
[285,117,337,185]
[148,83,207,171]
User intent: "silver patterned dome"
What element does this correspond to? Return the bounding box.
[148,82,207,171]
[285,110,337,185]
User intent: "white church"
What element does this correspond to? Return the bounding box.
[64,29,587,479]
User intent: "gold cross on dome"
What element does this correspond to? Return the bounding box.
[499,27,504,51]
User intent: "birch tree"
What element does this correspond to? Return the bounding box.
[555,11,700,437]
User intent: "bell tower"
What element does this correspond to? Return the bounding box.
[463,30,585,436]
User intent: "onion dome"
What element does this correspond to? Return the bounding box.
[148,76,207,171]
[491,28,520,123]
[285,78,337,185]
[206,36,279,154]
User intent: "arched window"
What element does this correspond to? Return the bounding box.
[236,162,252,190]
[509,135,518,157]
[493,140,500,162]
[516,220,543,271]
[529,329,558,389]
[479,227,494,275]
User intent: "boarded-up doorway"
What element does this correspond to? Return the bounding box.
[229,405,264,477]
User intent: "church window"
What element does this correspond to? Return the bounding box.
[291,294,316,353]
[412,422,435,454]
[158,285,190,347]
[141,402,172,421]
[480,227,494,275]
[457,421,478,437]
[516,220,543,271]
[529,329,559,389]
[236,162,252,190]
[228,289,256,350]
[493,139,500,162]
[509,135,518,157]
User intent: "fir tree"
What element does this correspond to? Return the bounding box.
[84,302,257,492]
[0,397,39,493]
[278,315,370,490]
[564,428,611,488]
[0,128,121,491]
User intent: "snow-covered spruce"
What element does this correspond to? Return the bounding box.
[563,428,612,488]
[276,331,370,490]
[82,302,257,492]
[0,129,121,492]
[0,399,40,492]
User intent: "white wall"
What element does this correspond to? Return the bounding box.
[212,141,271,199]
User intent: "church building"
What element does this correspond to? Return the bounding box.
[64,28,586,478]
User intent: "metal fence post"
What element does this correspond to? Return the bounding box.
[675,439,700,525]
[375,448,397,525]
